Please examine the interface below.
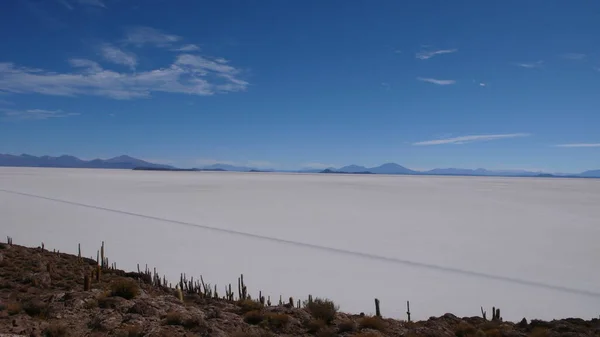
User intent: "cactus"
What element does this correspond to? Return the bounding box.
[375,298,381,317]
[493,307,501,321]
[407,301,411,322]
[100,241,105,269]
[279,295,283,306]
[78,243,81,260]
[237,274,247,300]
[226,284,234,301]
[84,273,91,291]
[308,294,313,305]
[289,297,294,307]
[481,306,487,320]
[41,242,44,252]
[267,296,271,306]
[176,286,184,302]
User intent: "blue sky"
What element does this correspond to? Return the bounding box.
[1,0,599,172]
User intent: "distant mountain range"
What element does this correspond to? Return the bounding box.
[1,153,599,178]
[0,154,173,170]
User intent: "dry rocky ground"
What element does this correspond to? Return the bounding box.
[0,241,599,337]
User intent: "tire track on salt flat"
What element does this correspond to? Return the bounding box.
[2,188,599,299]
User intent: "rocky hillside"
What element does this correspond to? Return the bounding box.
[0,240,598,337]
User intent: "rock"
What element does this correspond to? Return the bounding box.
[518,318,528,328]
[128,300,159,317]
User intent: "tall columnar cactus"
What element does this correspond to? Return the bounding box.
[176,286,184,302]
[407,301,411,322]
[267,296,271,306]
[84,273,91,291]
[100,242,105,269]
[78,243,81,260]
[289,297,294,307]
[375,298,381,317]
[481,307,487,320]
[493,307,501,321]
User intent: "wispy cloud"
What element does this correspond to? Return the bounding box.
[413,133,530,146]
[58,0,74,10]
[555,143,600,148]
[516,61,544,69]
[1,108,80,120]
[172,44,200,52]
[124,26,181,48]
[76,0,105,8]
[100,44,137,69]
[0,52,247,99]
[0,99,14,105]
[416,48,457,60]
[417,77,456,85]
[561,53,586,61]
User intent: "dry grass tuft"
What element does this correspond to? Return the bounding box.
[110,279,139,300]
[264,312,289,329]
[337,319,356,333]
[44,322,69,337]
[305,298,338,324]
[238,298,264,313]
[359,316,387,331]
[244,310,266,325]
[165,311,183,325]
[306,319,327,333]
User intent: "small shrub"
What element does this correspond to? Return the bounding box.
[454,321,476,337]
[337,319,356,333]
[528,328,550,337]
[265,312,290,329]
[122,325,143,337]
[110,279,139,299]
[307,319,327,333]
[7,302,22,315]
[165,311,183,325]
[244,310,265,325]
[24,298,48,317]
[359,316,386,331]
[316,327,338,337]
[183,315,206,330]
[238,299,264,313]
[44,323,69,337]
[484,329,502,337]
[305,298,338,324]
[84,299,98,309]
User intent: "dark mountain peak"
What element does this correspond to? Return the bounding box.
[0,153,172,170]
[369,162,415,174]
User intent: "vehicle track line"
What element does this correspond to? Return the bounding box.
[2,188,599,298]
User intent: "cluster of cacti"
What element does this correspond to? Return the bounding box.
[6,236,13,246]
[481,306,502,321]
[226,284,234,301]
[492,307,502,321]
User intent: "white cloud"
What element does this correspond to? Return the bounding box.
[76,0,105,7]
[172,44,200,52]
[124,26,181,47]
[0,54,247,99]
[100,44,137,69]
[516,61,544,68]
[416,48,457,60]
[413,133,530,146]
[417,77,456,85]
[555,143,600,148]
[561,53,586,60]
[1,108,79,120]
[479,82,486,87]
